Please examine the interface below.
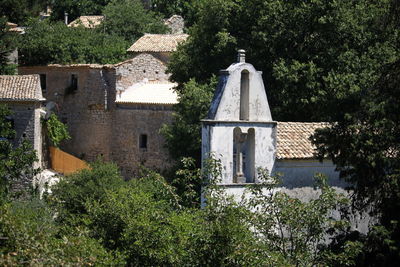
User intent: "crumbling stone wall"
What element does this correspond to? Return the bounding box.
[164,15,185,34]
[115,53,169,92]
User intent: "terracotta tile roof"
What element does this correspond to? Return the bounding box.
[68,16,104,28]
[6,22,25,34]
[127,34,188,52]
[0,75,44,102]
[6,22,17,28]
[276,122,329,159]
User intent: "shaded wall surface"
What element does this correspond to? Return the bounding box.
[19,65,174,178]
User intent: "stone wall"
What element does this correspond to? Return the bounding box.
[19,66,115,163]
[6,102,42,167]
[115,53,169,92]
[112,104,174,178]
[19,65,175,178]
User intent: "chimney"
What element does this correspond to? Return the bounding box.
[64,12,68,25]
[237,49,246,63]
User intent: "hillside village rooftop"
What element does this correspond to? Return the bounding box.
[127,33,189,52]
[0,75,44,102]
[68,16,104,28]
[276,122,329,159]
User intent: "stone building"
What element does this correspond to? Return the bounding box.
[201,51,342,197]
[19,33,188,178]
[67,16,104,28]
[164,15,185,34]
[0,75,45,167]
[201,51,372,232]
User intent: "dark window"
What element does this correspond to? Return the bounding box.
[70,74,78,91]
[139,134,147,150]
[240,70,250,120]
[39,74,47,94]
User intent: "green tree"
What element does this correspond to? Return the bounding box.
[150,0,203,27]
[311,1,400,264]
[0,198,123,265]
[169,0,398,122]
[101,0,167,43]
[0,104,38,200]
[43,113,71,147]
[160,78,216,165]
[312,59,400,266]
[0,18,18,75]
[51,0,112,22]
[19,19,129,65]
[0,0,48,24]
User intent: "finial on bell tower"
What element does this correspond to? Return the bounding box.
[237,49,246,63]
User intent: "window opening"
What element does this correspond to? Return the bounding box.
[70,74,78,91]
[233,127,255,183]
[39,74,47,94]
[139,134,148,150]
[240,70,249,120]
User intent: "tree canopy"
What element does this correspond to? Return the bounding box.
[19,19,129,65]
[0,104,38,201]
[0,0,48,24]
[168,0,399,122]
[102,0,167,43]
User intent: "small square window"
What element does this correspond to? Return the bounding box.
[139,134,147,150]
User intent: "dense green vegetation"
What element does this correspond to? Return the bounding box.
[0,0,48,24]
[102,0,167,43]
[1,157,355,266]
[1,0,400,265]
[0,18,18,74]
[0,105,38,201]
[18,19,129,65]
[3,0,169,66]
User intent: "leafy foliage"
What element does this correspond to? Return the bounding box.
[0,0,48,24]
[19,19,129,65]
[0,198,122,265]
[41,159,355,266]
[50,161,124,217]
[43,113,71,148]
[51,0,113,22]
[168,0,399,122]
[312,59,400,265]
[0,105,38,201]
[102,0,167,43]
[160,78,216,164]
[0,18,18,75]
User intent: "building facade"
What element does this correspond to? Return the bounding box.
[201,51,341,196]
[0,74,45,168]
[19,34,187,178]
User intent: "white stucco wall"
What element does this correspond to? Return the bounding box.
[272,159,344,188]
[210,63,272,122]
[202,121,276,184]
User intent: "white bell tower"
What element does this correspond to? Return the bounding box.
[201,50,277,186]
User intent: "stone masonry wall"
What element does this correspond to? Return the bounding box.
[111,104,174,178]
[19,65,174,178]
[115,53,169,92]
[4,101,42,190]
[19,66,115,163]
